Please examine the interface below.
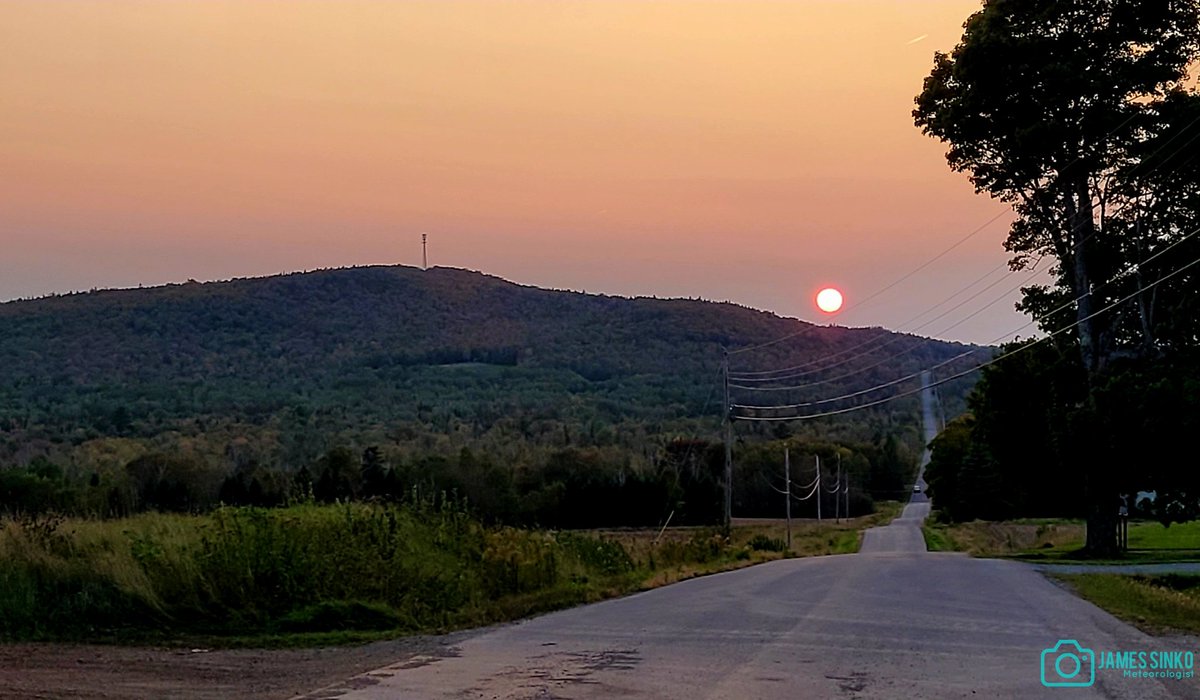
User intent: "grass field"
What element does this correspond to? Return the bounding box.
[923,518,1200,562]
[922,518,1085,557]
[0,501,900,646]
[1054,574,1200,635]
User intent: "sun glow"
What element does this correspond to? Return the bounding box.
[816,287,844,314]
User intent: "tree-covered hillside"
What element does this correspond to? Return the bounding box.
[0,266,980,523]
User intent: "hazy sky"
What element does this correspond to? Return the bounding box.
[1,1,1045,345]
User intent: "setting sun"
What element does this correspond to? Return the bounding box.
[816,287,844,313]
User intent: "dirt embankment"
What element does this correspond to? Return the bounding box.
[0,633,469,700]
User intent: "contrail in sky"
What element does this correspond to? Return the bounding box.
[906,34,929,45]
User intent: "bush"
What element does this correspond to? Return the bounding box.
[748,534,787,552]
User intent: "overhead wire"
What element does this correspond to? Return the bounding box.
[727,108,1200,397]
[729,258,1046,390]
[733,243,1200,421]
[728,261,1014,379]
[726,209,1013,357]
[723,109,1199,363]
[732,227,1199,412]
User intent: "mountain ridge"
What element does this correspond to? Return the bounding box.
[0,264,982,473]
[0,264,976,348]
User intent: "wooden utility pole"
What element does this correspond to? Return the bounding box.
[815,454,822,521]
[835,456,841,523]
[843,453,849,519]
[722,350,732,532]
[784,447,792,549]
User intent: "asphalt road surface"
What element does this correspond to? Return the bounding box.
[312,373,1198,699]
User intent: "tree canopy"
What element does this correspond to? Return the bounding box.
[915,0,1200,373]
[916,0,1200,552]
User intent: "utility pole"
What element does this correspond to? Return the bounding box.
[784,447,792,550]
[835,454,841,523]
[722,349,732,532]
[815,454,822,521]
[422,233,428,270]
[936,386,947,433]
[843,453,849,519]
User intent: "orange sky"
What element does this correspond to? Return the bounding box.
[0,1,1040,344]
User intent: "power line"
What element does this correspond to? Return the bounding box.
[728,109,1200,391]
[729,261,1012,381]
[724,110,1199,362]
[734,224,1197,412]
[727,209,1012,357]
[729,259,1045,389]
[735,220,1200,413]
[733,245,1200,421]
[732,347,976,410]
[735,234,1195,414]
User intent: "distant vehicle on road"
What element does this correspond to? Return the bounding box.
[913,484,922,493]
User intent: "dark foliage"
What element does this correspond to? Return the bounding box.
[927,341,1200,525]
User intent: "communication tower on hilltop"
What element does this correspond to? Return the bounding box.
[422,232,428,270]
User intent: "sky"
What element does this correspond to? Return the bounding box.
[0,0,1047,345]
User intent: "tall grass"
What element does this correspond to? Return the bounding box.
[0,503,613,641]
[0,503,893,644]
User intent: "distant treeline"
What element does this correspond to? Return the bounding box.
[0,434,918,527]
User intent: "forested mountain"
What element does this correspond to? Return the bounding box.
[0,266,982,523]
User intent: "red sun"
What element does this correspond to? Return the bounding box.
[816,287,844,314]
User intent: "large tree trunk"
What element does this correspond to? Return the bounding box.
[1084,467,1121,556]
[1085,508,1121,555]
[1067,177,1101,377]
[1068,177,1121,556]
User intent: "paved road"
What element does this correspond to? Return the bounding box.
[320,547,1192,699]
[314,373,1198,699]
[859,370,935,556]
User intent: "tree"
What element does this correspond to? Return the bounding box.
[965,340,1088,520]
[124,453,219,512]
[1086,355,1200,525]
[924,415,973,522]
[657,439,724,525]
[868,434,913,500]
[360,446,387,498]
[915,0,1200,554]
[313,447,361,502]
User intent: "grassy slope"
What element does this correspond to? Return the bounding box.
[922,518,1200,562]
[0,502,900,647]
[1053,574,1200,635]
[922,518,1085,556]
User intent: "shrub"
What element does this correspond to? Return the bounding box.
[748,534,788,552]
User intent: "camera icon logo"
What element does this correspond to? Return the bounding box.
[1041,640,1096,688]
